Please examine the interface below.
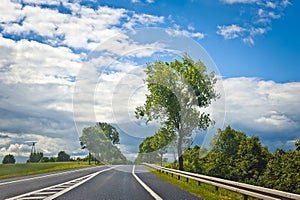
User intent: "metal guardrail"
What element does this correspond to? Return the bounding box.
[144,163,300,200]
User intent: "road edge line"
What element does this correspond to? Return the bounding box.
[132,165,163,200]
[0,166,104,186]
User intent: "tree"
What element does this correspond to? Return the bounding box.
[40,157,49,162]
[136,54,219,170]
[2,154,16,164]
[135,136,160,164]
[80,124,127,164]
[49,157,56,162]
[295,137,300,151]
[260,145,300,194]
[96,122,120,144]
[28,152,43,163]
[182,145,208,173]
[203,126,247,179]
[154,127,175,166]
[234,136,271,184]
[57,151,70,162]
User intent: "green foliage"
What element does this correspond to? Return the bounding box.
[259,149,300,194]
[2,154,16,164]
[149,166,250,200]
[80,123,128,164]
[135,127,175,165]
[203,126,247,180]
[40,157,49,162]
[28,152,43,163]
[49,157,56,162]
[135,136,160,164]
[234,137,271,184]
[136,54,219,170]
[57,151,70,162]
[295,137,300,151]
[182,145,208,174]
[0,162,92,180]
[167,127,300,194]
[96,122,120,144]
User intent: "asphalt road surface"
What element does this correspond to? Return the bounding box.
[0,165,202,200]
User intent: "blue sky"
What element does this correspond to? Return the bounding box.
[0,0,299,162]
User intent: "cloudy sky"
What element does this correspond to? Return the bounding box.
[0,0,299,162]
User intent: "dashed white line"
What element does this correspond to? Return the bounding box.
[132,165,163,200]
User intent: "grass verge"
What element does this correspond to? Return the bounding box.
[145,166,258,200]
[0,162,95,180]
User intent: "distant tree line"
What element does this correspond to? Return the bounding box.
[26,150,71,163]
[135,126,300,194]
[1,150,72,164]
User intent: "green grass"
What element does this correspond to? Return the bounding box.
[0,162,95,180]
[146,166,258,200]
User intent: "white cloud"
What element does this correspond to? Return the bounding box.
[123,13,164,30]
[242,37,255,45]
[217,24,246,39]
[0,37,81,85]
[222,0,258,4]
[0,2,164,50]
[266,1,276,8]
[255,113,298,131]
[166,29,205,39]
[281,0,291,7]
[131,0,155,3]
[22,0,61,5]
[218,0,291,44]
[224,77,300,136]
[188,24,195,31]
[0,132,80,157]
[0,0,22,23]
[217,24,268,44]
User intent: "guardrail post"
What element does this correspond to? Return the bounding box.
[178,175,180,180]
[171,173,173,177]
[215,186,219,191]
[198,181,201,186]
[186,178,189,182]
[243,195,248,200]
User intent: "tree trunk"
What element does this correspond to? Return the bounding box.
[160,152,163,166]
[177,135,184,171]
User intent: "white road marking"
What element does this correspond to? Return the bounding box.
[0,166,104,186]
[6,166,117,200]
[132,165,163,200]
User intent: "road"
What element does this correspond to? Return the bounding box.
[0,165,202,200]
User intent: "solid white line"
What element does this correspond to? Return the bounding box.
[0,166,104,186]
[132,165,163,200]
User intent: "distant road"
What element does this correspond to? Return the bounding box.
[0,165,202,200]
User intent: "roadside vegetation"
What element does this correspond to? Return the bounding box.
[140,126,300,195]
[135,55,300,195]
[148,166,258,200]
[0,162,94,180]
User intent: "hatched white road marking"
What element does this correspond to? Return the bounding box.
[6,166,117,200]
[0,166,104,186]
